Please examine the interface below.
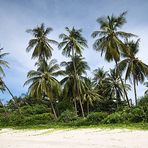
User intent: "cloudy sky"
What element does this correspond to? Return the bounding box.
[0,0,148,102]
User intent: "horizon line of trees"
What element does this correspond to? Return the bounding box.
[0,11,148,119]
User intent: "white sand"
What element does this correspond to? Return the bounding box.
[0,128,148,148]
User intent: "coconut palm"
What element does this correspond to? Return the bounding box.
[103,69,131,106]
[118,39,148,105]
[26,23,58,60]
[60,56,90,117]
[92,12,136,106]
[83,77,101,114]
[93,67,108,87]
[59,27,87,57]
[24,59,61,119]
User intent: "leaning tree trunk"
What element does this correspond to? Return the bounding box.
[3,82,21,114]
[133,77,138,106]
[50,100,58,120]
[115,61,130,107]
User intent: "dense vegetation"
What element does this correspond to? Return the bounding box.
[0,12,148,128]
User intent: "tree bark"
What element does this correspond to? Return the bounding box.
[133,77,138,106]
[50,101,58,120]
[79,99,85,117]
[115,61,130,107]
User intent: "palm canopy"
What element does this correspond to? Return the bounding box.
[58,27,88,57]
[60,56,89,99]
[93,67,108,86]
[61,55,90,77]
[92,12,136,62]
[24,59,61,99]
[118,39,148,84]
[26,23,58,60]
[0,48,9,76]
[83,77,101,105]
[103,69,131,101]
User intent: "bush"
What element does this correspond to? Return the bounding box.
[127,107,146,123]
[86,112,108,124]
[102,112,124,124]
[58,110,78,123]
[138,95,148,106]
[20,104,49,115]
[23,113,54,125]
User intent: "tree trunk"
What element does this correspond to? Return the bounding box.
[3,82,21,114]
[72,48,78,115]
[79,99,85,117]
[50,101,58,120]
[73,98,77,115]
[133,77,138,106]
[87,101,89,115]
[115,61,130,107]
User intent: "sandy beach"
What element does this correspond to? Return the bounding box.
[0,128,148,148]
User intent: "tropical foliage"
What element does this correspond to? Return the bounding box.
[0,12,148,127]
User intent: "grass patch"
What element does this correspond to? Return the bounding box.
[1,123,148,130]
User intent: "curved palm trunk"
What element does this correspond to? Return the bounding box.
[133,77,138,106]
[115,61,130,107]
[50,100,58,120]
[3,82,21,114]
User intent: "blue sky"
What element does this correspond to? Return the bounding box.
[0,0,148,102]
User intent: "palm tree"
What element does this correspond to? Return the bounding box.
[60,56,90,117]
[118,39,148,105]
[92,12,136,106]
[0,48,21,111]
[83,77,101,114]
[59,27,88,57]
[104,69,131,106]
[93,67,108,88]
[59,27,88,116]
[24,59,61,119]
[26,23,58,60]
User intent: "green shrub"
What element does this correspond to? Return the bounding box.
[102,112,124,124]
[58,110,78,123]
[20,104,49,115]
[86,112,108,124]
[0,114,10,126]
[127,107,146,123]
[23,113,54,125]
[138,95,148,106]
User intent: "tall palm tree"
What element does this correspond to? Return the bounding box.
[24,59,61,119]
[60,56,90,117]
[92,12,136,106]
[118,39,148,105]
[59,27,88,116]
[26,23,58,60]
